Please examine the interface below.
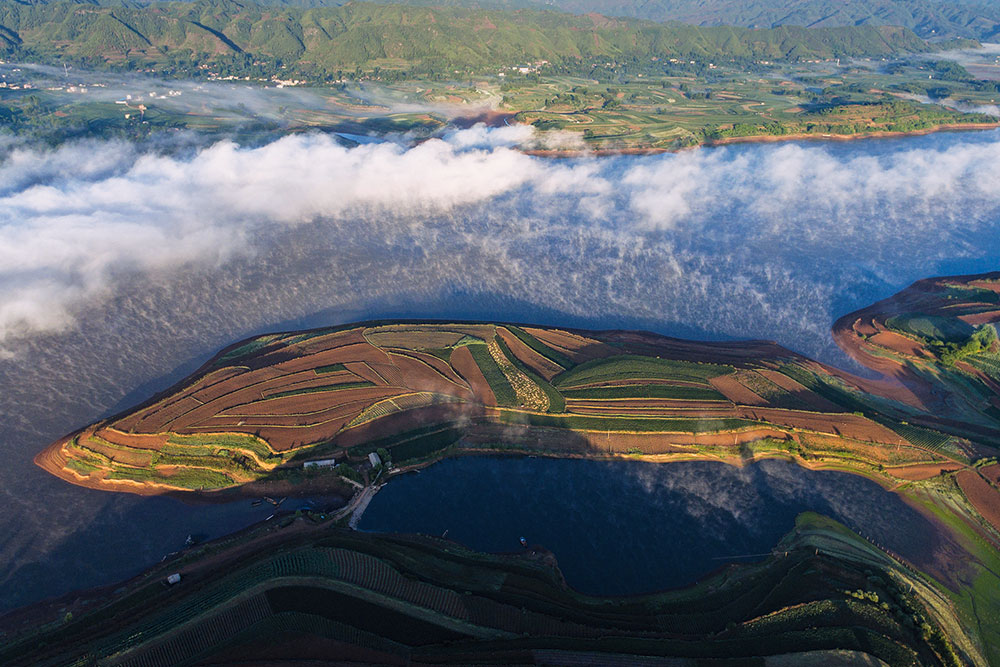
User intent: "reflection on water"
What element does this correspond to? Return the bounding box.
[361,457,947,595]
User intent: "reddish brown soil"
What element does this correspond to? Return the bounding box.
[496,326,564,379]
[885,463,965,481]
[35,303,1000,497]
[735,407,906,446]
[565,405,739,418]
[981,464,1000,486]
[521,327,614,362]
[960,309,1000,326]
[710,374,769,406]
[868,331,926,358]
[449,345,496,406]
[386,351,472,399]
[957,470,1000,533]
[830,272,1000,415]
[388,349,471,390]
[754,369,843,413]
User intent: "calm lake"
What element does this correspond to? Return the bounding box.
[359,456,945,595]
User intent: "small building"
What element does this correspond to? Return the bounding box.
[368,452,382,468]
[303,457,338,469]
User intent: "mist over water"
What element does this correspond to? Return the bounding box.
[2,125,1000,611]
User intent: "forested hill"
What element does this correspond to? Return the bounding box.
[0,0,940,76]
[538,0,1000,42]
[266,0,1000,42]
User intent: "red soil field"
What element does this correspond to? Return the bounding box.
[956,469,1000,533]
[496,327,564,380]
[449,345,496,406]
[868,331,926,358]
[885,463,964,481]
[386,352,473,399]
[565,398,733,410]
[981,464,1000,486]
[960,310,1000,326]
[753,369,843,413]
[387,349,471,390]
[35,298,1000,497]
[735,407,906,445]
[710,374,769,406]
[521,327,614,362]
[564,406,740,418]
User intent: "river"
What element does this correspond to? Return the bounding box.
[2,128,1000,611]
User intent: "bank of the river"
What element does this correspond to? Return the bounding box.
[523,121,1000,157]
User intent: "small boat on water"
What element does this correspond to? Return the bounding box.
[519,536,528,548]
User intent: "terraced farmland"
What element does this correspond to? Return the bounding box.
[37,319,979,495]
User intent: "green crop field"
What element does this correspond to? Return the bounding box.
[266,382,374,400]
[554,355,733,388]
[506,327,573,369]
[495,336,566,412]
[886,314,974,344]
[467,343,519,407]
[561,384,726,401]
[503,412,758,433]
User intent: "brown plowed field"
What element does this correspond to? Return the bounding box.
[216,388,401,418]
[565,405,741,418]
[388,349,470,389]
[853,318,878,336]
[565,398,733,410]
[450,345,496,406]
[366,362,405,387]
[134,396,205,433]
[387,352,472,399]
[981,464,1000,485]
[497,327,564,380]
[342,362,388,386]
[735,407,906,445]
[185,367,248,401]
[78,434,156,467]
[957,470,1000,533]
[710,374,769,406]
[960,309,1000,326]
[869,331,926,358]
[521,327,614,362]
[755,370,844,413]
[96,428,167,450]
[259,371,365,398]
[969,279,1000,293]
[885,463,964,481]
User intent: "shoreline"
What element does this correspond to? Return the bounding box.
[522,121,1000,158]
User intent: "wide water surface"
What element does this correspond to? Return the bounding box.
[2,128,1000,611]
[360,457,948,595]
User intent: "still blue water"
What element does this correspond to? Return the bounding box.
[359,457,944,595]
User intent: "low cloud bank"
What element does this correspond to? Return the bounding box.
[2,126,1000,358]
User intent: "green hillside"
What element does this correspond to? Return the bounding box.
[358,0,1000,42]
[0,0,938,76]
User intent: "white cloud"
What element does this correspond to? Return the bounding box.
[2,127,1000,361]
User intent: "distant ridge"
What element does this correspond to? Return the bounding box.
[0,0,942,75]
